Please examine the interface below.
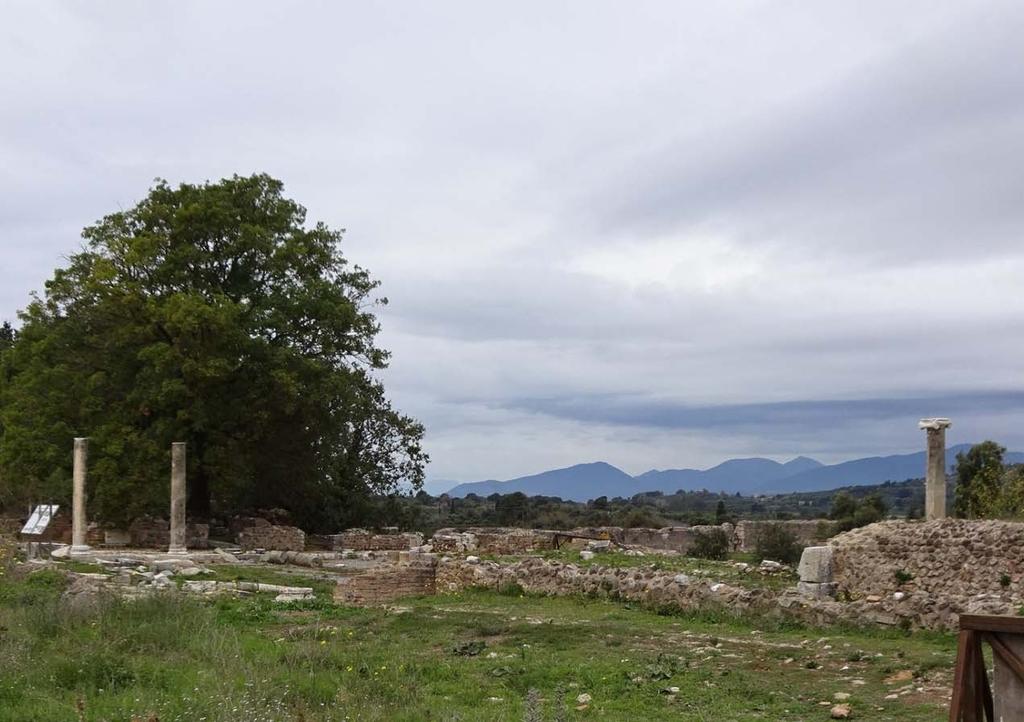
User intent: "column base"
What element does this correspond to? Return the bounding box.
[69,545,93,558]
[166,546,189,556]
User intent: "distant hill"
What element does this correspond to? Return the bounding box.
[763,445,1024,493]
[446,461,634,500]
[443,446,1024,501]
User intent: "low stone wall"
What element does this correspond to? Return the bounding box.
[435,556,1014,631]
[334,559,438,605]
[326,529,424,551]
[735,520,832,553]
[237,524,305,551]
[128,517,209,549]
[567,526,711,553]
[432,527,557,555]
[830,519,1024,605]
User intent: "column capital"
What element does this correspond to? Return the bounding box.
[918,418,951,431]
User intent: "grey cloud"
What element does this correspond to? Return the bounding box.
[3,1,1024,480]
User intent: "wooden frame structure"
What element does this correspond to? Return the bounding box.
[949,614,1024,721]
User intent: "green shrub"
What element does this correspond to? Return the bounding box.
[894,569,914,586]
[689,528,730,560]
[753,523,801,565]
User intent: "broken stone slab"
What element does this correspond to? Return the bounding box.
[181,580,315,596]
[586,540,612,552]
[50,545,71,560]
[274,591,315,602]
[151,558,195,572]
[797,546,834,584]
[579,550,595,560]
[797,581,838,600]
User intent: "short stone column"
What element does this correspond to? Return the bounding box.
[796,546,836,599]
[918,418,951,520]
[168,442,188,555]
[70,437,91,557]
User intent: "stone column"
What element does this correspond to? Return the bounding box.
[918,418,951,520]
[70,437,91,556]
[168,442,188,555]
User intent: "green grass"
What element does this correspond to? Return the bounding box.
[0,567,955,721]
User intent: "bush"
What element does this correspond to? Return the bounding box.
[689,528,730,560]
[753,523,801,565]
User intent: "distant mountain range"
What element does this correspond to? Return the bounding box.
[444,444,1024,501]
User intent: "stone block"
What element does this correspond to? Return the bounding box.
[797,546,834,583]
[797,581,837,600]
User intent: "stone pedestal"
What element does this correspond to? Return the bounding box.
[796,546,836,599]
[70,437,91,557]
[918,418,951,520]
[168,442,188,555]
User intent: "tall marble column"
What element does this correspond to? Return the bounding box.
[168,442,188,555]
[70,437,91,556]
[918,418,951,520]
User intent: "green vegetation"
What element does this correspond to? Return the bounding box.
[0,175,425,531]
[830,490,888,532]
[688,527,731,560]
[752,522,802,564]
[0,566,955,721]
[953,441,1024,519]
[392,479,931,535]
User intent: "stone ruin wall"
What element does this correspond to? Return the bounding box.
[326,529,424,551]
[128,517,209,549]
[829,519,1024,605]
[431,527,557,555]
[334,558,437,605]
[237,524,306,552]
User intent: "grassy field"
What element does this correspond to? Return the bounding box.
[0,563,957,722]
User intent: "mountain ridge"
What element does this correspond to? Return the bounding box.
[444,446,1024,501]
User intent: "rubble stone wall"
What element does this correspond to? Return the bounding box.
[237,524,305,552]
[431,527,556,555]
[328,529,424,551]
[830,519,1024,604]
[334,559,437,605]
[128,517,209,549]
[434,556,1015,632]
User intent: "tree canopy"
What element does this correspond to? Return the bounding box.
[0,174,426,531]
[953,441,1008,519]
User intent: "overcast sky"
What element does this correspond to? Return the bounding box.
[3,2,1024,489]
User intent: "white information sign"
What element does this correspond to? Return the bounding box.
[20,504,59,535]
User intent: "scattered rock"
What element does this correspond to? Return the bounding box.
[576,693,592,705]
[830,703,852,719]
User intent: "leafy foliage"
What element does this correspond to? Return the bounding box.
[830,490,887,532]
[0,175,425,530]
[752,522,802,564]
[954,441,1007,518]
[689,528,731,560]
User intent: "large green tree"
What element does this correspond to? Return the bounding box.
[0,175,426,530]
[953,441,1005,518]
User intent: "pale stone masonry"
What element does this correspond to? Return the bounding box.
[796,546,836,599]
[168,442,188,555]
[70,437,91,557]
[918,417,951,520]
